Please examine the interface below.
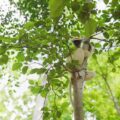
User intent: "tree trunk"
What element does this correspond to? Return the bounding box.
[72,72,84,120]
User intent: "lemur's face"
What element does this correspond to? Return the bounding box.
[72,39,82,48]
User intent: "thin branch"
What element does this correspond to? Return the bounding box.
[96,59,120,115]
[40,91,50,120]
[90,32,102,38]
[91,37,109,42]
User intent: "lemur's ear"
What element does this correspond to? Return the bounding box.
[72,39,82,48]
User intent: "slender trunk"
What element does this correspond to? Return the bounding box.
[72,72,84,120]
[33,95,44,120]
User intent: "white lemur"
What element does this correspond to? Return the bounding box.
[67,38,96,80]
[67,38,96,107]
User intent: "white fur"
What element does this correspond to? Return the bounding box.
[67,48,84,66]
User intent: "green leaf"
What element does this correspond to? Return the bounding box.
[49,0,67,22]
[103,42,108,47]
[37,68,47,74]
[103,32,109,39]
[29,80,35,85]
[30,68,46,74]
[95,43,101,48]
[30,86,40,94]
[61,102,69,108]
[30,68,40,74]
[71,1,80,12]
[104,0,109,4]
[0,36,16,42]
[24,21,35,29]
[0,55,8,65]
[92,54,97,59]
[84,18,97,37]
[22,66,28,74]
[112,68,116,72]
[16,52,25,62]
[0,47,6,55]
[57,111,62,118]
[12,62,22,71]
[41,90,48,97]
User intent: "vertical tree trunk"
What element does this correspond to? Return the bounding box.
[72,72,84,120]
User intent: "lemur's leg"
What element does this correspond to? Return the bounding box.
[85,71,96,80]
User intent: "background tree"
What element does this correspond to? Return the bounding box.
[0,0,120,119]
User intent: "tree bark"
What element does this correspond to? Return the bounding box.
[72,72,84,120]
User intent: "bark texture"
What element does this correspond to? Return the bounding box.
[71,72,85,120]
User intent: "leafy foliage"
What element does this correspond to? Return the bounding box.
[84,18,97,37]
[49,0,68,22]
[0,0,120,119]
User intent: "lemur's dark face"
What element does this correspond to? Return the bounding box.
[73,39,82,48]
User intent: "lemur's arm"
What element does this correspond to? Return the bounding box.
[82,41,93,58]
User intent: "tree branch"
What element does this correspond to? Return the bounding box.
[96,59,120,115]
[91,37,109,42]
